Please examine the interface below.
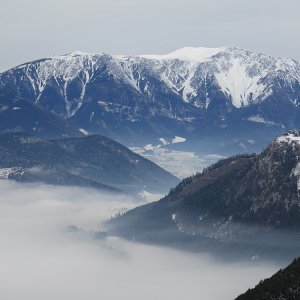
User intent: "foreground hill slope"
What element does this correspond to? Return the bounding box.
[0,132,179,193]
[109,130,300,259]
[235,258,300,300]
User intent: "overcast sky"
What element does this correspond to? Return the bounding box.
[0,0,299,71]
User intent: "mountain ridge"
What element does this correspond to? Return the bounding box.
[0,132,179,193]
[1,46,299,151]
[4,46,299,110]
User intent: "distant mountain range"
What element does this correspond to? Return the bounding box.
[108,130,300,260]
[0,132,178,193]
[235,257,300,300]
[1,47,300,154]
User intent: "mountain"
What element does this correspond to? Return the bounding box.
[1,47,299,153]
[235,257,300,300]
[108,130,300,260]
[0,132,179,193]
[0,91,83,138]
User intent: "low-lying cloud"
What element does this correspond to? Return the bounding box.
[0,180,278,300]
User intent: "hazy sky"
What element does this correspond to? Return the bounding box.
[0,0,299,71]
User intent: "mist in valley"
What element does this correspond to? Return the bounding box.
[0,181,279,300]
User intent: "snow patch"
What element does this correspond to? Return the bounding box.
[248,115,277,126]
[238,142,247,150]
[215,59,267,108]
[159,138,169,145]
[133,148,220,179]
[277,132,300,145]
[143,144,159,151]
[79,128,89,136]
[139,47,225,62]
[172,136,186,144]
[19,136,41,144]
[0,167,24,179]
[138,191,163,203]
[0,105,9,112]
[293,162,300,190]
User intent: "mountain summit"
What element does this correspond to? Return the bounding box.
[138,47,226,62]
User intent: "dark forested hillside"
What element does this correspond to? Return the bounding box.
[108,130,300,259]
[0,132,179,193]
[0,91,82,138]
[235,258,300,300]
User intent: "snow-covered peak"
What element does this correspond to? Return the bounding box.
[276,131,300,145]
[3,46,300,116]
[57,51,97,58]
[68,51,96,56]
[40,51,101,65]
[139,47,226,62]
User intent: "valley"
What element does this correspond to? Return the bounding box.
[0,180,278,300]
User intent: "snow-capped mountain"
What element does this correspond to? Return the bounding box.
[1,47,300,151]
[139,46,300,108]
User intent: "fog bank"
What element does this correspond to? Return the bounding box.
[0,180,278,300]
